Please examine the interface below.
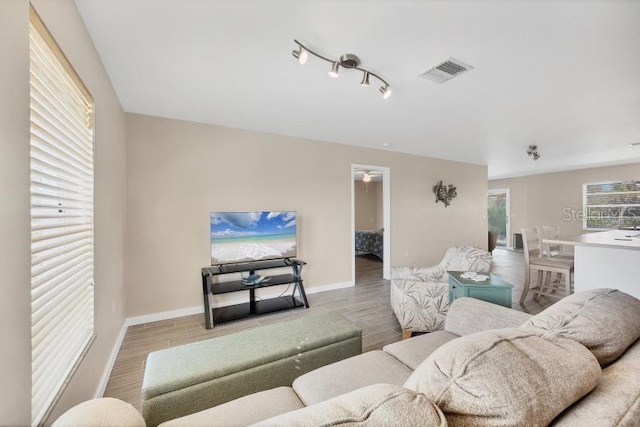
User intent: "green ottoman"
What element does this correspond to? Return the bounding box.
[142,312,362,427]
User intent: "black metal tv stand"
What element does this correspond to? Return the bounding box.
[201,258,308,329]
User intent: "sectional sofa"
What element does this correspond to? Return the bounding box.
[54,288,640,426]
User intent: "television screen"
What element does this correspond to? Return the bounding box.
[210,211,297,265]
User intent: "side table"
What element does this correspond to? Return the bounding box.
[448,271,513,308]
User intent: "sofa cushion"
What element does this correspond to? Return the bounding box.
[383,331,458,370]
[292,350,412,406]
[159,386,304,427]
[250,384,447,427]
[521,288,640,366]
[445,297,532,336]
[551,338,640,427]
[404,328,601,427]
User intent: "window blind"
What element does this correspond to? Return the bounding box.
[583,181,640,230]
[29,7,95,425]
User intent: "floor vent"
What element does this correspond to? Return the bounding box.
[419,57,474,84]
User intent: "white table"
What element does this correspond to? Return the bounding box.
[543,230,640,299]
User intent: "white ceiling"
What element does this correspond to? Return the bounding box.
[74,0,640,179]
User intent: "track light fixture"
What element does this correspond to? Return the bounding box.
[527,144,540,161]
[328,61,339,78]
[291,46,308,65]
[360,71,370,87]
[291,39,391,100]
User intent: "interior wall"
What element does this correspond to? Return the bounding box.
[375,182,384,229]
[125,113,488,317]
[354,180,382,230]
[490,162,640,239]
[0,1,128,424]
[0,1,31,423]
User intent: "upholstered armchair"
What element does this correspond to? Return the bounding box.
[391,245,492,338]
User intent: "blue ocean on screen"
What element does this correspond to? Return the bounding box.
[210,211,297,264]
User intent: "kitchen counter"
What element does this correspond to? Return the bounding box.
[543,230,640,298]
[544,230,640,251]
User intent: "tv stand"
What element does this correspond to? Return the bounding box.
[201,258,308,328]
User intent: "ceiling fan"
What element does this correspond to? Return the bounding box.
[358,170,382,183]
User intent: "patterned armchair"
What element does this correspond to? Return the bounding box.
[391,245,492,338]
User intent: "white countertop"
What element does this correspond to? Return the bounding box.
[543,230,640,251]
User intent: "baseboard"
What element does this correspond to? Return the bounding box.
[94,321,128,398]
[126,305,204,327]
[305,280,354,294]
[125,281,356,328]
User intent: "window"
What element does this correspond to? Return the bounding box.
[29,7,95,425]
[583,180,640,230]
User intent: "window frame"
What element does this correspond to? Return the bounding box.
[29,5,96,425]
[582,180,640,231]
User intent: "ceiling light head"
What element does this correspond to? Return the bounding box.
[379,85,391,99]
[629,142,640,147]
[291,47,308,65]
[362,172,372,183]
[527,144,540,160]
[360,71,370,87]
[328,61,339,78]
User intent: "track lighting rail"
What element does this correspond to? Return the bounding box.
[292,39,391,99]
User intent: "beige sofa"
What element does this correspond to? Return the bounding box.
[54,289,640,427]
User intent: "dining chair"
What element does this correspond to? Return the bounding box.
[536,225,573,260]
[520,227,574,304]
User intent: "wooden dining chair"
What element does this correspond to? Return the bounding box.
[520,227,574,304]
[537,225,573,259]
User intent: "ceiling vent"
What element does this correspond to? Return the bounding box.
[419,57,474,84]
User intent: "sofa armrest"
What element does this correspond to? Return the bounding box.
[52,397,145,427]
[445,298,532,336]
[391,265,447,282]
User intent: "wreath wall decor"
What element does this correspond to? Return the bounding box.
[433,180,457,207]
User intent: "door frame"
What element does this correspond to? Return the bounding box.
[488,188,511,248]
[351,164,391,282]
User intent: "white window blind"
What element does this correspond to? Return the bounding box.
[583,181,640,230]
[29,7,95,425]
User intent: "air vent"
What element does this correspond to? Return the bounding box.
[419,57,474,84]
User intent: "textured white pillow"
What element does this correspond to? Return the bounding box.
[522,288,640,366]
[404,328,601,427]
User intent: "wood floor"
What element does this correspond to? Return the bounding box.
[103,248,556,410]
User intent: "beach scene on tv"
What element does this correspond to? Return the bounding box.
[211,211,297,265]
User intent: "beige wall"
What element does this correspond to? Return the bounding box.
[490,163,640,241]
[354,180,382,230]
[0,1,31,423]
[125,113,488,316]
[0,1,127,424]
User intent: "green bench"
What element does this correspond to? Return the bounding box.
[141,312,362,427]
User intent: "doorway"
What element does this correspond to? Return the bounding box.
[351,164,390,284]
[487,188,510,248]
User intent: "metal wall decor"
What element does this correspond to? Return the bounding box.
[433,180,457,207]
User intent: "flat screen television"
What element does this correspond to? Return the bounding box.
[210,211,297,265]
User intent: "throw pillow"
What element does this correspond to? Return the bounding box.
[404,328,601,427]
[521,288,640,366]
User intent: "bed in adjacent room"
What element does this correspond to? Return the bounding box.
[355,229,383,260]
